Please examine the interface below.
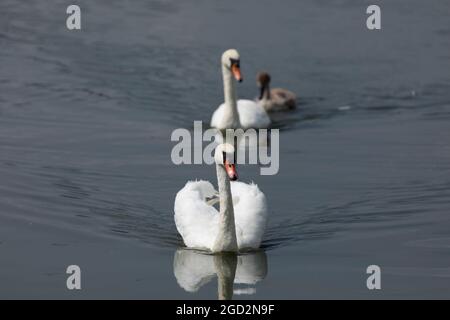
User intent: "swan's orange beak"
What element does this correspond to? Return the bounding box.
[231,63,242,82]
[224,160,238,181]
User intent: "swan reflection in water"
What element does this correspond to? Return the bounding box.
[173,249,268,300]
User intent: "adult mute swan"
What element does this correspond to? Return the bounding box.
[257,72,297,112]
[174,143,268,253]
[211,49,271,130]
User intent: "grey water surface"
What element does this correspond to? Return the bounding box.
[1,0,450,299]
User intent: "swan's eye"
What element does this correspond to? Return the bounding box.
[229,58,240,68]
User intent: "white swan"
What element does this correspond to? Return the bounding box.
[257,72,297,112]
[211,49,271,130]
[174,143,268,252]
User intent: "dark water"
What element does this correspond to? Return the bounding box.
[1,0,450,299]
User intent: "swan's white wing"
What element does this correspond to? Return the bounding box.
[230,181,268,249]
[211,103,225,128]
[173,249,216,292]
[174,180,219,250]
[237,99,271,129]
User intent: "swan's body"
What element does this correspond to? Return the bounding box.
[210,49,271,130]
[211,99,271,130]
[174,180,268,251]
[257,72,297,112]
[174,143,268,252]
[260,88,296,112]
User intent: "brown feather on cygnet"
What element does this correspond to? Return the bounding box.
[257,72,297,112]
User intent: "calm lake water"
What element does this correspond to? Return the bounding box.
[1,0,450,299]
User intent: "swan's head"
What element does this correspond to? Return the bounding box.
[257,72,271,100]
[214,143,238,181]
[222,49,242,82]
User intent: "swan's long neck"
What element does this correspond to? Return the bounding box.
[260,84,271,101]
[222,65,240,128]
[264,84,271,100]
[212,164,238,253]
